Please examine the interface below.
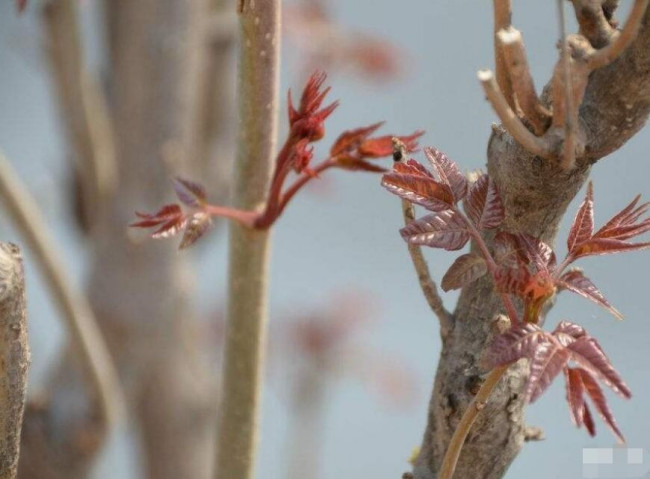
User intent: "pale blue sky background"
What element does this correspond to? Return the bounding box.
[0,1,648,478]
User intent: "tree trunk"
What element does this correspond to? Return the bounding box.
[91,1,214,478]
[413,6,650,479]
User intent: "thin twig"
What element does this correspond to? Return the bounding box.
[402,199,453,336]
[557,0,577,170]
[214,1,281,479]
[438,366,508,479]
[497,27,551,135]
[588,0,650,70]
[0,243,29,479]
[493,0,515,109]
[478,69,554,159]
[0,152,124,433]
[392,139,453,337]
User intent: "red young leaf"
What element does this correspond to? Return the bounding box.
[571,237,650,259]
[359,131,424,158]
[17,0,27,12]
[441,253,487,291]
[334,156,387,173]
[131,204,184,228]
[400,159,435,178]
[486,323,552,368]
[494,232,521,268]
[288,71,338,140]
[567,337,631,399]
[553,321,587,340]
[579,368,626,443]
[381,162,455,211]
[557,269,622,320]
[131,204,187,239]
[173,177,207,208]
[423,147,468,202]
[527,342,570,403]
[151,217,187,239]
[463,174,504,230]
[565,367,586,428]
[582,401,596,437]
[567,182,594,255]
[511,233,556,270]
[400,210,470,251]
[330,122,384,156]
[289,138,315,173]
[493,265,531,297]
[179,212,211,249]
[594,195,649,240]
[567,191,650,260]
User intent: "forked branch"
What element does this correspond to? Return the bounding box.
[478,70,554,159]
[587,0,650,70]
[481,0,649,169]
[0,152,124,433]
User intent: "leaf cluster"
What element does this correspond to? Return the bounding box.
[131,72,421,247]
[381,148,649,442]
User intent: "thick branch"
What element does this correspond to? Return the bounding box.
[0,243,29,479]
[493,0,515,109]
[214,2,281,479]
[558,0,578,169]
[498,27,551,135]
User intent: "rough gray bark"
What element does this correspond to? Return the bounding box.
[0,243,29,479]
[413,6,650,479]
[91,1,214,478]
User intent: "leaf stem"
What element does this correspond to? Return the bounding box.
[459,208,521,325]
[438,365,509,479]
[277,158,335,216]
[204,204,258,227]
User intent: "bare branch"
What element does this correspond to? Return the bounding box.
[588,0,650,70]
[392,139,453,339]
[214,2,281,479]
[493,0,515,109]
[497,27,551,135]
[0,243,29,479]
[42,0,117,231]
[0,152,124,433]
[478,70,554,159]
[557,0,577,170]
